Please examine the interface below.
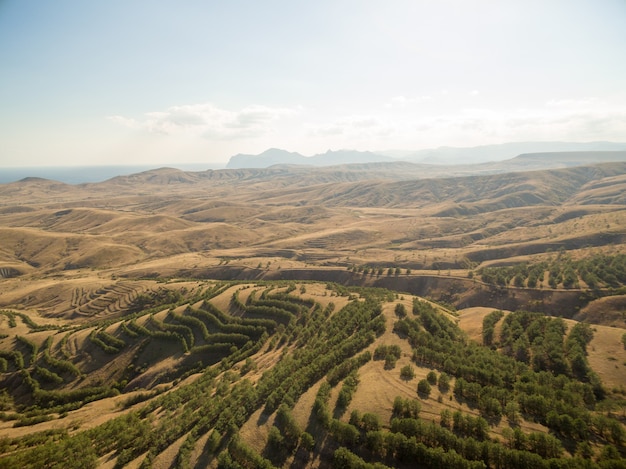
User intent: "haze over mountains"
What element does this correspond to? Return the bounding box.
[226,141,626,169]
[226,148,394,169]
[3,141,626,185]
[396,141,626,165]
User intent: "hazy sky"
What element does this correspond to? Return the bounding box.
[1,0,625,167]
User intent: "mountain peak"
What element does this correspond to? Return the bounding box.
[259,148,298,156]
[227,149,306,169]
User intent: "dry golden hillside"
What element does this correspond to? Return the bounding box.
[0,161,625,467]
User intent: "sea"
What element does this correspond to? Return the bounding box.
[0,164,222,185]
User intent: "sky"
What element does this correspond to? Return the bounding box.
[1,0,625,168]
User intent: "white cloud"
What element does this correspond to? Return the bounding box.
[385,95,433,108]
[545,97,602,109]
[310,115,394,139]
[409,104,626,147]
[107,97,626,157]
[107,115,140,129]
[302,100,626,152]
[108,103,297,140]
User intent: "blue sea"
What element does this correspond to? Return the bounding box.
[0,164,222,184]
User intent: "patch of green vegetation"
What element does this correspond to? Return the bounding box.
[88,329,125,354]
[1,310,58,332]
[336,370,360,411]
[399,364,415,380]
[482,310,504,346]
[373,344,402,370]
[479,252,626,289]
[15,336,38,367]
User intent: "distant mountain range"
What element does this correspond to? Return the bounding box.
[226,141,626,168]
[226,148,393,169]
[398,141,626,165]
[3,142,626,185]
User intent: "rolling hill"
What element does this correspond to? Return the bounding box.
[0,156,625,467]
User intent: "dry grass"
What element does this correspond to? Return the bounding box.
[457,307,503,343]
[576,295,626,328]
[151,433,188,469]
[0,389,142,439]
[1,163,625,281]
[587,325,626,390]
[1,162,626,464]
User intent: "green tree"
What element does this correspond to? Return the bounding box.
[576,441,593,459]
[300,432,315,452]
[394,303,407,318]
[417,379,431,398]
[505,401,520,424]
[400,364,415,380]
[360,413,381,432]
[440,409,452,429]
[437,372,450,393]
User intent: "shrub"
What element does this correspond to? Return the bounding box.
[482,310,504,346]
[34,366,63,385]
[15,335,38,365]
